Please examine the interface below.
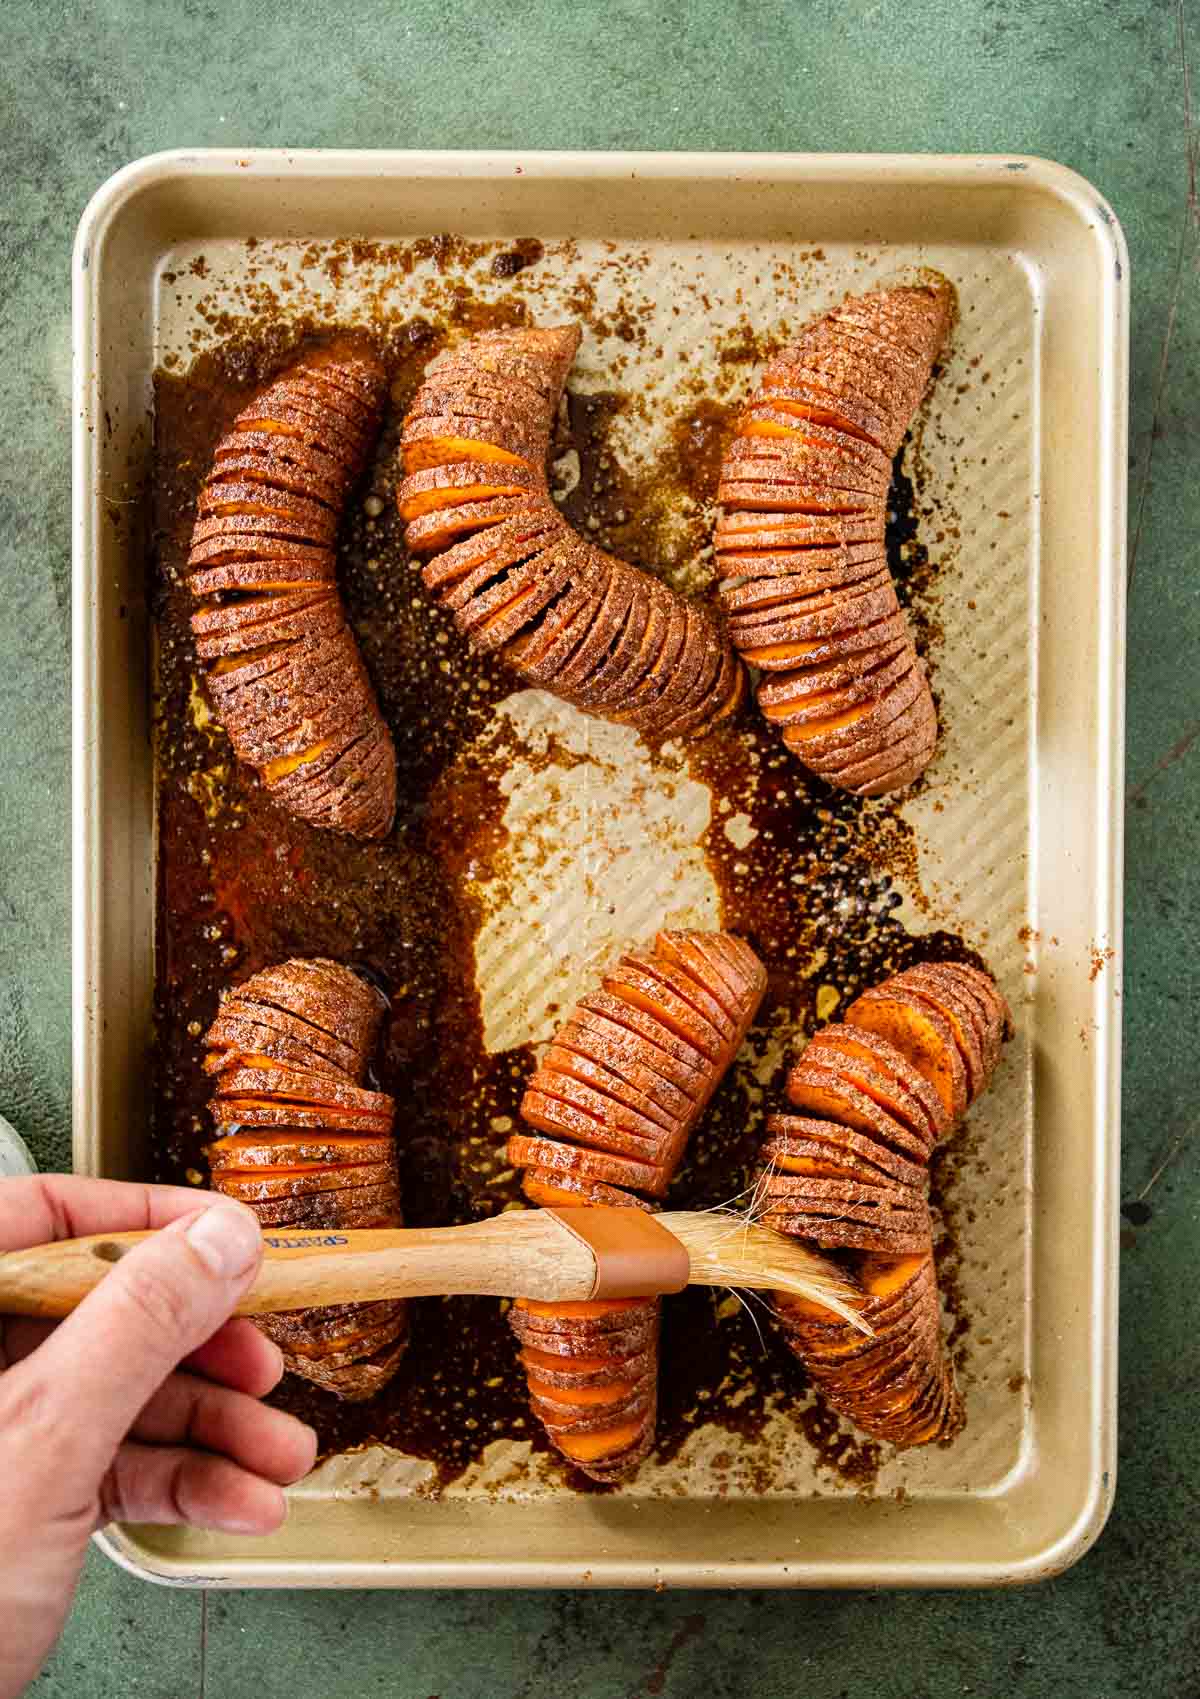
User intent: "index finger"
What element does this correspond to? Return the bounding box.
[0,1174,225,1253]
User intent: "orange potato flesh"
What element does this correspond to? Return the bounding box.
[204,579,314,597]
[214,1163,374,1179]
[556,1420,645,1463]
[742,637,832,666]
[482,583,537,633]
[775,1289,857,1324]
[786,1077,889,1137]
[527,1378,636,1407]
[402,436,529,473]
[516,1298,645,1321]
[215,1094,391,1122]
[846,1002,961,1119]
[208,642,290,675]
[285,1325,384,1359]
[209,1133,390,1159]
[760,684,845,722]
[804,1041,931,1134]
[812,1031,898,1074]
[606,983,708,1056]
[237,417,301,437]
[758,398,884,450]
[398,480,528,521]
[774,1151,868,1180]
[738,419,879,460]
[523,1178,598,1209]
[741,418,818,443]
[860,1254,929,1300]
[262,740,333,784]
[520,1347,617,1375]
[778,697,872,739]
[404,501,527,554]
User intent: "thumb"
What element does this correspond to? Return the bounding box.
[10,1200,263,1485]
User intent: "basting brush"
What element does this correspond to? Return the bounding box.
[0,1205,869,1332]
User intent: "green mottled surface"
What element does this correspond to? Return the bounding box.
[1,0,1196,1692]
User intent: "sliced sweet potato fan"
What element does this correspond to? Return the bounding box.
[507,930,766,1481]
[204,957,408,1400]
[715,281,953,796]
[188,344,397,838]
[757,961,1011,1448]
[398,326,745,739]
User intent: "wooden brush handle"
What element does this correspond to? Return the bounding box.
[0,1213,610,1319]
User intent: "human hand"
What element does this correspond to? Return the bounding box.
[0,1176,318,1699]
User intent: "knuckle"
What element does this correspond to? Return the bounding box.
[102,1446,191,1527]
[112,1263,196,1344]
[0,1363,63,1438]
[0,1365,81,1481]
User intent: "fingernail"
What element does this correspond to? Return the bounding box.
[185,1203,262,1281]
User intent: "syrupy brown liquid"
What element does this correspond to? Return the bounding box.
[150,264,978,1493]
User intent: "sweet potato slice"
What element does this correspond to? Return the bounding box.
[844,988,968,1121]
[287,1331,410,1403]
[555,1420,649,1465]
[210,1099,394,1135]
[522,1069,675,1162]
[573,996,711,1098]
[761,1129,925,1191]
[800,1034,938,1147]
[615,951,733,1052]
[400,421,537,473]
[520,1347,653,1388]
[520,1171,648,1211]
[404,494,537,555]
[211,1160,396,1202]
[202,1020,350,1081]
[207,1133,393,1169]
[600,962,723,1064]
[507,1130,664,1197]
[251,1191,400,1232]
[757,645,914,730]
[212,1065,392,1118]
[508,1306,657,1356]
[396,460,540,521]
[780,650,923,747]
[718,555,889,613]
[750,612,911,675]
[517,1297,650,1323]
[785,1062,932,1161]
[761,1114,929,1189]
[541,1044,677,1133]
[607,600,689,727]
[891,964,996,1096]
[805,1026,948,1143]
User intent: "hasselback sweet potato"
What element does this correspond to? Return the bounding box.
[756,961,1011,1448]
[399,326,745,739]
[506,930,766,1481]
[188,344,397,838]
[715,282,953,795]
[203,957,408,1400]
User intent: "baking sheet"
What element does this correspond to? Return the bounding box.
[73,151,1125,1584]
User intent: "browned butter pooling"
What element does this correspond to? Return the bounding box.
[151,263,978,1493]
